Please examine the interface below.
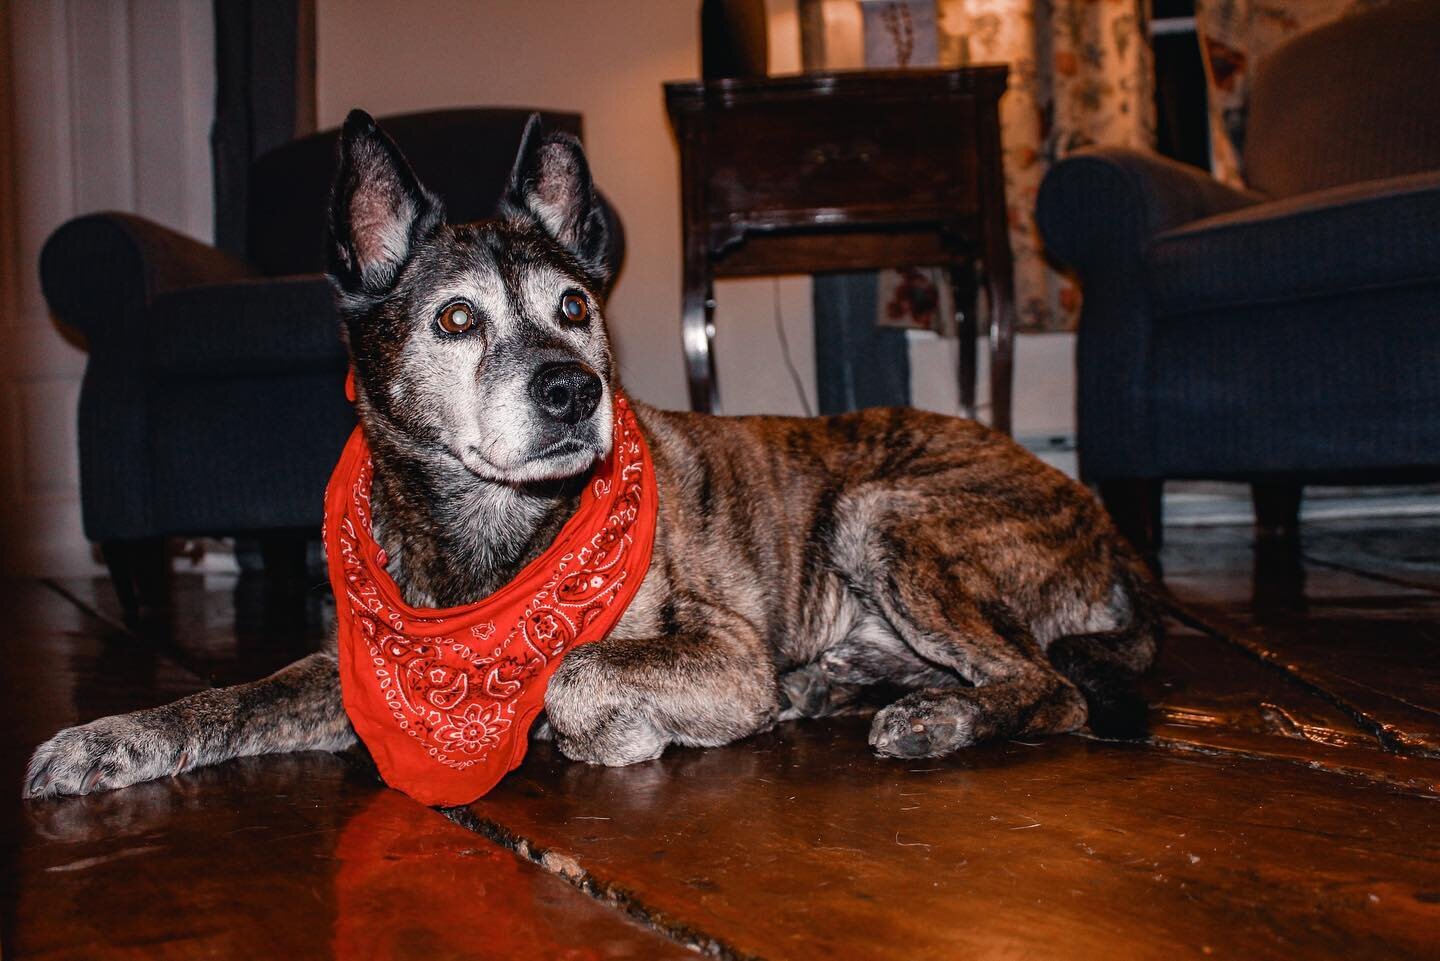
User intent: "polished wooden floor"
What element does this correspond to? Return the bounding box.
[3,515,1439,959]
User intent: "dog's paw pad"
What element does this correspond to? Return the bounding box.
[869,697,975,758]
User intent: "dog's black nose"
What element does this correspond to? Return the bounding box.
[529,362,603,425]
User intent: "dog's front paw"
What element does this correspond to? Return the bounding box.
[24,714,186,799]
[553,713,667,767]
[869,691,979,759]
[544,649,667,766]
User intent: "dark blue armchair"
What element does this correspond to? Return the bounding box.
[1036,0,1440,554]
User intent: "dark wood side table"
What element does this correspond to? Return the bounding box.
[664,67,1015,433]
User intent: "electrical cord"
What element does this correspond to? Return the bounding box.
[773,279,814,417]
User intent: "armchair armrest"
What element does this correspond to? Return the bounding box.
[1035,148,1265,483]
[39,212,256,345]
[1036,147,1266,275]
[145,275,345,377]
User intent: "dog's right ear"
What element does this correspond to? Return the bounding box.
[327,109,444,296]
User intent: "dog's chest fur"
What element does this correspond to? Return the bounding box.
[362,421,584,607]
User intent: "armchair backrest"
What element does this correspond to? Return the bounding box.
[246,108,582,277]
[1244,0,1440,198]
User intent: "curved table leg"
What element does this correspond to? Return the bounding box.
[982,236,1015,437]
[950,262,979,421]
[682,266,718,413]
[977,104,1016,436]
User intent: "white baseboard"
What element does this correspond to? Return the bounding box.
[1165,482,1440,527]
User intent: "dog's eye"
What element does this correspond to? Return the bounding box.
[437,301,477,335]
[560,292,588,325]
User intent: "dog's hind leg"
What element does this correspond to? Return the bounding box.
[1046,628,1155,738]
[543,592,781,766]
[863,593,1088,759]
[833,497,1086,758]
[24,652,354,798]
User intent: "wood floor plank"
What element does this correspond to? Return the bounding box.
[1305,517,1440,594]
[49,572,335,687]
[1175,599,1440,757]
[13,512,1440,960]
[9,755,692,960]
[1161,519,1440,757]
[469,721,1440,961]
[1146,623,1440,793]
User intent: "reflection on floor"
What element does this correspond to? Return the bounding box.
[3,516,1438,959]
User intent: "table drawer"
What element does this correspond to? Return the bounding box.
[700,98,980,225]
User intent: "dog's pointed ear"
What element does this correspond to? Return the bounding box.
[500,114,613,285]
[327,109,444,296]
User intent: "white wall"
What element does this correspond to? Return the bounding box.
[3,0,214,575]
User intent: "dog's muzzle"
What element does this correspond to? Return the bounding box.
[528,362,603,425]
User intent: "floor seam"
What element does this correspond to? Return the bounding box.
[39,578,132,636]
[1162,599,1440,761]
[1137,733,1440,797]
[1302,553,1440,596]
[442,806,763,961]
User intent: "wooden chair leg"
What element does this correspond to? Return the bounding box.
[1252,481,1302,541]
[100,538,171,618]
[257,531,315,609]
[977,115,1016,436]
[258,530,310,583]
[1099,479,1165,558]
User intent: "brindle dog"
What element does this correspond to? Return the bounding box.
[24,112,1158,799]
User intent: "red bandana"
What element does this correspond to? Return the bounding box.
[323,391,658,805]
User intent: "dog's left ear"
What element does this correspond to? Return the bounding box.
[500,114,613,285]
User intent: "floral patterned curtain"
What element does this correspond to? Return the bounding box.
[1195,0,1397,188]
[936,1,1156,332]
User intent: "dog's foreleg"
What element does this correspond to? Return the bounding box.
[24,652,353,798]
[543,595,780,766]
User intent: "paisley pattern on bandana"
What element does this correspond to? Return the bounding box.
[325,393,658,806]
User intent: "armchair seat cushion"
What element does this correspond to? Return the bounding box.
[144,275,347,378]
[1146,170,1440,318]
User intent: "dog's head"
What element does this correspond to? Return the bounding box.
[326,110,617,485]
